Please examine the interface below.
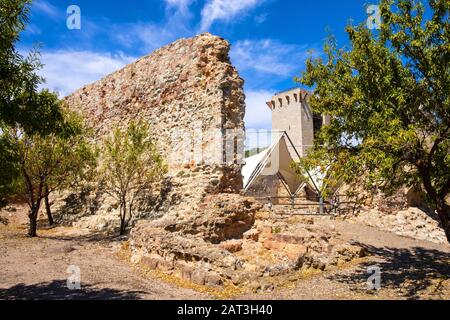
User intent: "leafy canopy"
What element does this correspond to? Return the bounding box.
[297,0,450,205]
[1,99,97,236]
[0,0,63,135]
[7,109,95,198]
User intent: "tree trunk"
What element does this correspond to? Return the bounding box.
[44,193,54,226]
[119,202,126,236]
[436,200,450,243]
[417,166,450,244]
[126,203,133,234]
[28,207,38,237]
[120,217,125,235]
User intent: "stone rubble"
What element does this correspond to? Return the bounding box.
[351,207,446,244]
[130,205,368,291]
[334,186,447,244]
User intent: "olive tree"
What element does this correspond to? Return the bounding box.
[1,0,66,210]
[100,120,167,235]
[1,0,63,135]
[297,0,450,242]
[3,99,96,237]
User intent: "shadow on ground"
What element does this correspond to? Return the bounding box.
[328,243,450,299]
[39,232,126,243]
[0,280,145,300]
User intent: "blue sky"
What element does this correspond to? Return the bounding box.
[20,0,376,130]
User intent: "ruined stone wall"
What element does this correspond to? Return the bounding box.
[64,33,245,193]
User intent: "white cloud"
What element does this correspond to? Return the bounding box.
[32,0,60,19]
[24,24,42,35]
[231,39,313,76]
[112,1,194,54]
[254,13,268,24]
[244,90,273,130]
[200,0,264,31]
[113,22,177,53]
[38,51,136,97]
[165,0,194,15]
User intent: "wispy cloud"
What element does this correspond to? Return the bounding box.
[38,51,136,97]
[165,0,195,16]
[254,12,269,24]
[230,39,319,90]
[200,0,265,31]
[112,0,195,54]
[24,24,42,35]
[112,22,178,53]
[32,0,61,20]
[231,39,314,76]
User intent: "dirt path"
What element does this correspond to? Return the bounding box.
[243,219,450,300]
[1,207,449,300]
[0,206,209,300]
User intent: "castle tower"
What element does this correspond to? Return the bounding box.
[266,88,330,159]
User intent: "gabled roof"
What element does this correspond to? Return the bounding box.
[242,132,322,196]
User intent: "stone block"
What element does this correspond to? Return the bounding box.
[284,243,308,262]
[272,233,305,245]
[191,269,206,285]
[243,229,260,241]
[205,273,223,287]
[219,239,243,253]
[263,240,286,251]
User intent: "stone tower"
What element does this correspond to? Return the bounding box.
[266,88,330,158]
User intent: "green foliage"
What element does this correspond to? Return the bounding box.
[100,120,167,235]
[1,1,69,209]
[2,100,97,236]
[0,127,19,207]
[0,0,63,135]
[296,0,450,241]
[291,148,338,198]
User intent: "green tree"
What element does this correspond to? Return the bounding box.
[1,0,63,135]
[297,0,450,242]
[1,0,66,210]
[100,120,167,235]
[3,100,96,237]
[40,109,97,226]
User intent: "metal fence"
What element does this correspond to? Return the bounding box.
[256,194,362,216]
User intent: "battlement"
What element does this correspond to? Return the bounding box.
[266,88,311,110]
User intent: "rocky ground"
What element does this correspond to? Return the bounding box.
[0,204,449,300]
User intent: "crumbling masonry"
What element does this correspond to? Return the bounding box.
[65,32,245,194]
